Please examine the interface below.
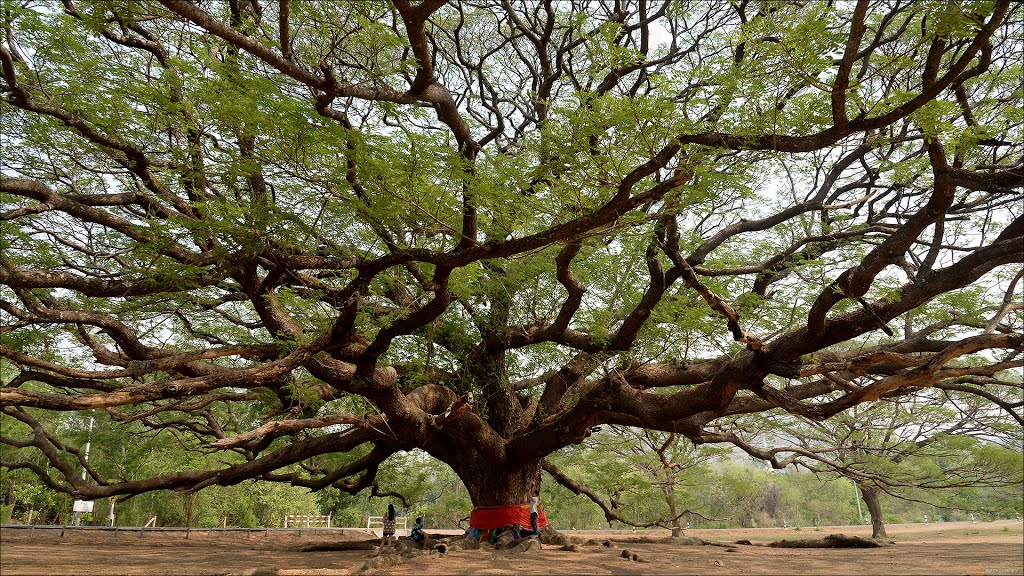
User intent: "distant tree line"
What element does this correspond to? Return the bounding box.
[4,441,1019,529]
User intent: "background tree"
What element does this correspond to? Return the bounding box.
[2,0,1021,524]
[544,426,728,535]
[706,387,1024,538]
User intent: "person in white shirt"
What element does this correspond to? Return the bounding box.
[529,492,540,541]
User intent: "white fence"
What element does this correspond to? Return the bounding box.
[283,514,331,528]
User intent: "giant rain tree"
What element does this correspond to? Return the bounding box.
[1,0,1022,521]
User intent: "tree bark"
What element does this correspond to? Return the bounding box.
[454,459,542,507]
[186,493,196,528]
[663,472,684,537]
[860,485,887,539]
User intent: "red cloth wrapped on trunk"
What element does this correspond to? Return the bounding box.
[469,503,548,530]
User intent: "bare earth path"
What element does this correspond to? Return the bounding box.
[2,520,1021,575]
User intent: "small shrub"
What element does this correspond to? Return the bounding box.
[0,504,13,524]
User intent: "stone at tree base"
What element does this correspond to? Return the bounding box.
[356,551,407,574]
[493,530,518,550]
[368,544,418,559]
[539,526,571,547]
[436,535,481,552]
[455,536,482,550]
[559,544,580,552]
[395,541,421,557]
[511,538,542,553]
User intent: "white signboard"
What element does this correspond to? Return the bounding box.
[72,500,94,513]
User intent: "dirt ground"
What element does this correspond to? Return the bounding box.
[2,520,1021,575]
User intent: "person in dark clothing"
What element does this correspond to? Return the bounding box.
[381,503,397,548]
[411,516,425,544]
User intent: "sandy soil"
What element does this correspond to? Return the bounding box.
[2,520,1021,575]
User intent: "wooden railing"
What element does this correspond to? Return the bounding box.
[283,514,331,528]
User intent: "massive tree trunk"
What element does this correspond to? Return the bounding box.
[453,458,542,507]
[859,485,887,539]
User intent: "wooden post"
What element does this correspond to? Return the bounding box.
[186,493,196,528]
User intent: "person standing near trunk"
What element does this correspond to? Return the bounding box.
[529,491,541,545]
[381,504,397,549]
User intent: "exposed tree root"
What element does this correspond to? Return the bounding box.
[766,534,885,548]
[608,535,737,548]
[299,540,378,552]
